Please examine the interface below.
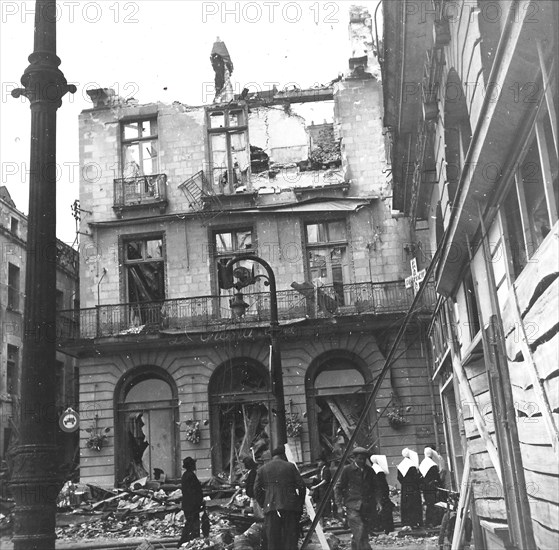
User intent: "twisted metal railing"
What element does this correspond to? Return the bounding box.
[57,280,436,341]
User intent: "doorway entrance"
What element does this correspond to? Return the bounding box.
[209,359,274,477]
[306,352,379,462]
[115,367,179,485]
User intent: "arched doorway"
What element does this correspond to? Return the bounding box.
[306,352,379,462]
[209,358,273,476]
[115,366,179,485]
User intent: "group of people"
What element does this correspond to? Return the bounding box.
[177,444,446,550]
[397,447,446,529]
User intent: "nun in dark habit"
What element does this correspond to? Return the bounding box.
[370,455,394,534]
[420,447,444,527]
[397,448,423,528]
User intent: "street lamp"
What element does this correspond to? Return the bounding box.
[10,1,75,549]
[225,255,288,445]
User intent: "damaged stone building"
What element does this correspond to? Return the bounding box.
[382,0,558,548]
[58,7,442,490]
[0,186,79,468]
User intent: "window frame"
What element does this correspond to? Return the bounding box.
[120,233,166,305]
[206,105,251,195]
[7,263,20,311]
[6,345,18,395]
[501,56,558,281]
[120,117,159,178]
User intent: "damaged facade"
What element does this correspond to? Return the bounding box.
[0,186,79,470]
[382,0,558,548]
[59,8,442,492]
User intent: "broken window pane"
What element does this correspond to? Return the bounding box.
[236,230,252,250]
[306,223,321,243]
[216,232,233,253]
[123,121,140,140]
[328,221,347,241]
[126,241,143,260]
[229,111,243,127]
[210,112,225,128]
[145,119,158,138]
[145,239,162,259]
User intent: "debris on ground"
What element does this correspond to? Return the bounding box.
[1,471,441,550]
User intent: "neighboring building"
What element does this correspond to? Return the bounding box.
[60,7,441,489]
[382,0,558,548]
[0,186,80,467]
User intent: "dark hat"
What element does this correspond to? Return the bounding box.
[351,447,369,456]
[182,457,196,469]
[271,446,286,457]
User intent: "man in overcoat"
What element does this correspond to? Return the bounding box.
[254,446,306,550]
[335,447,379,550]
[178,457,204,547]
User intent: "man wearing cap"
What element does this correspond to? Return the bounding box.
[178,457,204,548]
[335,447,378,550]
[254,446,306,550]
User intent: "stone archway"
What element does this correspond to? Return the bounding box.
[115,366,179,485]
[305,350,379,462]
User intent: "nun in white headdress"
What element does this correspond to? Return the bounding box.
[397,448,423,528]
[370,455,394,534]
[420,447,444,527]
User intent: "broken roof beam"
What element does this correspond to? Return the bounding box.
[240,86,334,106]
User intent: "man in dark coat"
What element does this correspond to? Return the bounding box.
[254,446,306,550]
[335,447,379,550]
[178,457,204,548]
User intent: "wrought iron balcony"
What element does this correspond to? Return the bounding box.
[57,280,436,341]
[113,174,168,216]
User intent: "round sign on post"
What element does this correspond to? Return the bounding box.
[59,408,80,433]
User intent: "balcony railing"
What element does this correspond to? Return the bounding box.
[57,280,436,341]
[113,174,168,215]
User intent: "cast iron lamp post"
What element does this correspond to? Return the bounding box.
[225,255,288,446]
[10,1,75,548]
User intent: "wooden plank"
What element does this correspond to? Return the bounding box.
[503,223,559,319]
[517,414,556,445]
[506,280,559,454]
[533,518,559,550]
[470,451,493,471]
[451,451,471,550]
[528,498,559,529]
[533,332,559,381]
[469,371,489,397]
[536,41,558,157]
[535,118,559,225]
[473,498,508,521]
[324,398,353,440]
[284,443,329,550]
[471,467,502,498]
[524,469,559,504]
[508,360,529,389]
[544,378,559,411]
[523,278,559,341]
[519,442,559,475]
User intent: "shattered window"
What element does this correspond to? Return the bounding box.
[123,236,165,325]
[207,104,250,194]
[305,220,348,304]
[121,118,159,178]
[215,229,253,254]
[209,362,272,474]
[305,220,346,244]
